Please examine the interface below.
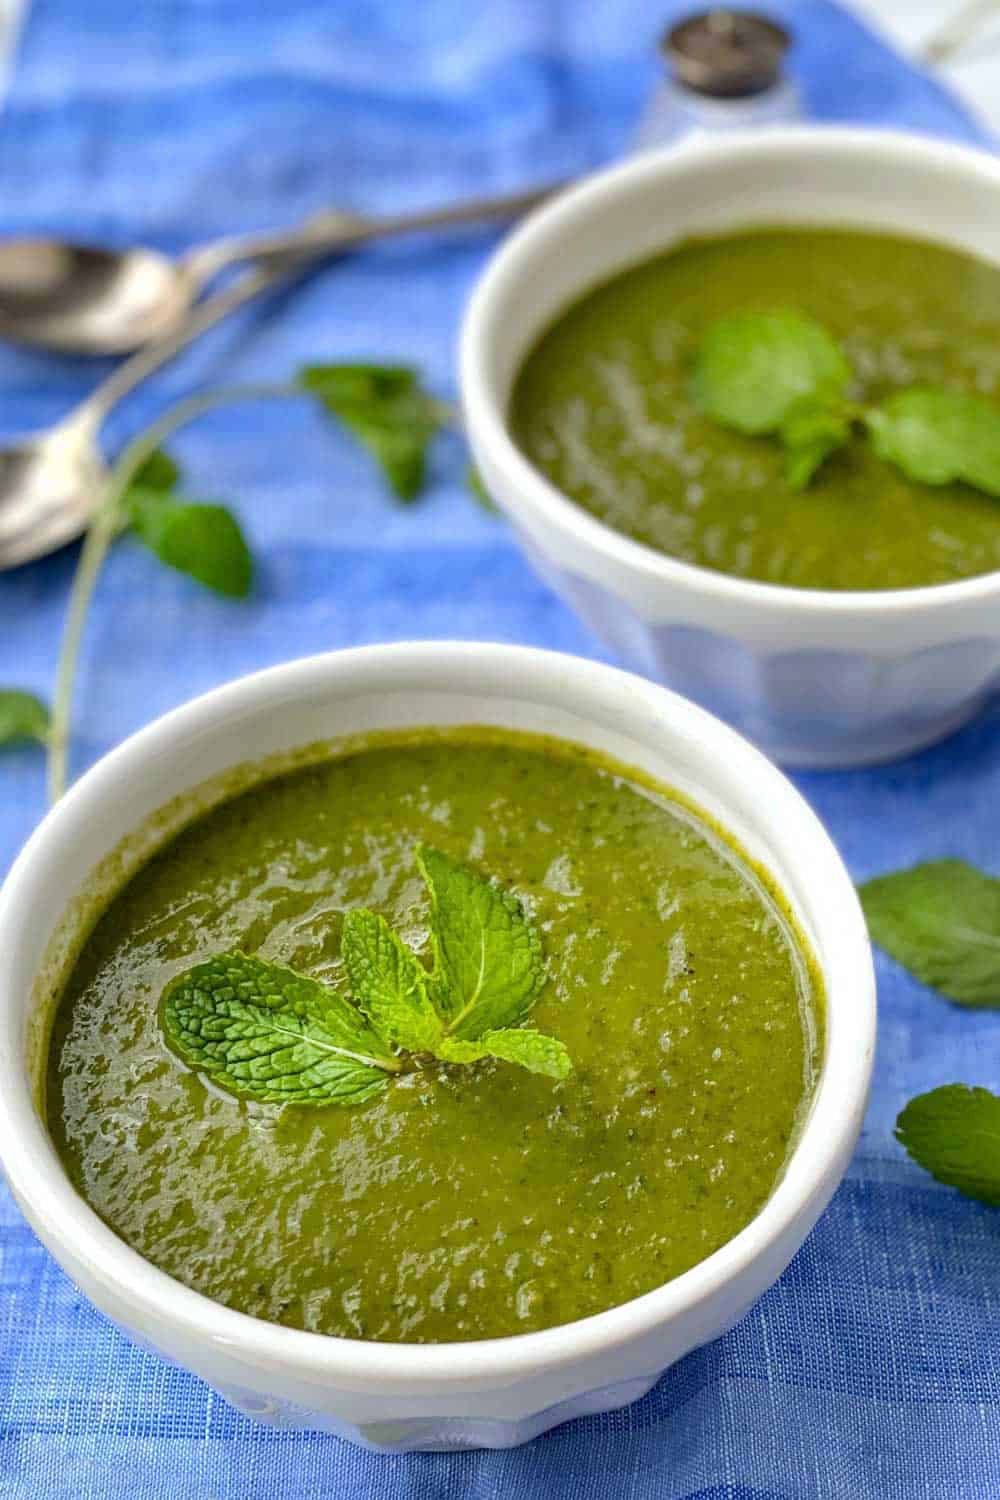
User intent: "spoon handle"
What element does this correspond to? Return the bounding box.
[75,259,304,431]
[73,180,561,433]
[180,180,565,287]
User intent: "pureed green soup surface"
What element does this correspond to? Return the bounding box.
[510,228,1000,590]
[47,731,822,1343]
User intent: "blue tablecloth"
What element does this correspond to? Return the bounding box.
[2,2,999,1495]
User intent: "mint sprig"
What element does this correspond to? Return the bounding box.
[162,845,571,1107]
[0,689,50,749]
[116,444,253,598]
[299,363,445,501]
[691,309,1000,497]
[896,1085,1000,1206]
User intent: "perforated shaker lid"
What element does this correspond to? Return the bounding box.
[662,9,792,98]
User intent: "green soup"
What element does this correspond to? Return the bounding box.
[47,731,822,1343]
[510,228,1000,591]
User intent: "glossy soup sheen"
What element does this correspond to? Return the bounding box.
[48,731,822,1343]
[510,228,1000,591]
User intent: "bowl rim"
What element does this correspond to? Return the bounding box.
[460,124,1000,618]
[0,642,875,1391]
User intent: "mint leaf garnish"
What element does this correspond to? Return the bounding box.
[779,396,854,489]
[864,386,1000,498]
[896,1085,1000,1206]
[299,363,443,502]
[438,1028,572,1079]
[417,844,545,1038]
[341,908,443,1054]
[128,494,253,598]
[691,309,852,437]
[161,848,569,1109]
[860,860,1000,1008]
[162,952,400,1106]
[0,689,50,748]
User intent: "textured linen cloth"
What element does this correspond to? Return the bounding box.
[1,2,999,1495]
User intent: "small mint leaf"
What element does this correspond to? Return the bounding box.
[439,1027,571,1079]
[130,448,180,494]
[129,494,253,598]
[162,952,399,1106]
[779,396,854,489]
[896,1085,1000,1206]
[0,689,50,748]
[865,386,1000,498]
[341,908,443,1054]
[299,363,442,502]
[417,845,545,1038]
[860,859,1000,1008]
[691,309,852,437]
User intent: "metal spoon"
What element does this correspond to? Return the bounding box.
[0,182,558,355]
[0,182,558,569]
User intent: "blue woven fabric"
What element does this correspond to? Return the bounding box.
[1,2,999,1494]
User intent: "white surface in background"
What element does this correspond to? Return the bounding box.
[848,0,1000,135]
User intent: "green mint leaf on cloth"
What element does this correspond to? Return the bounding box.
[779,396,854,489]
[341,908,444,1054]
[128,493,253,598]
[859,859,1000,1007]
[896,1085,1000,1206]
[438,1028,572,1079]
[416,844,545,1038]
[0,689,50,747]
[162,952,400,1106]
[690,309,852,437]
[864,386,1000,498]
[130,447,181,494]
[299,363,442,502]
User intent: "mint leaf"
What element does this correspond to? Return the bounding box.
[341,908,443,1054]
[860,860,1000,1007]
[130,448,180,494]
[691,309,852,437]
[162,951,399,1105]
[129,494,253,598]
[896,1085,1000,1206]
[0,689,49,747]
[438,1028,571,1079]
[417,845,545,1038]
[299,363,442,502]
[865,386,1000,499]
[779,396,854,489]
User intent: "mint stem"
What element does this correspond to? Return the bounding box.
[47,382,300,805]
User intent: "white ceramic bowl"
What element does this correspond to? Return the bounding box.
[0,643,874,1451]
[461,128,1000,768]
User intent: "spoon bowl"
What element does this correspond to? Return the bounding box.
[0,182,561,568]
[0,241,195,355]
[0,422,106,568]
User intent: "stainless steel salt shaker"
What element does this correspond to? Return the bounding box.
[633,9,800,152]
